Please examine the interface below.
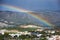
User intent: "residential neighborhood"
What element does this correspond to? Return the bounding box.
[0,27,60,40]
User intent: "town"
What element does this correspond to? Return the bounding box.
[0,25,60,40]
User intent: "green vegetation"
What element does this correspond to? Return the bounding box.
[0,34,4,40]
[2,27,37,31]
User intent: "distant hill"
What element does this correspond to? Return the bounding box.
[0,11,59,29]
[0,11,43,27]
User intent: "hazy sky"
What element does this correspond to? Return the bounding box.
[1,0,60,11]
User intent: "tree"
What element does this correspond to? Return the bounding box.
[3,32,11,38]
[0,34,4,40]
[19,35,26,40]
[40,34,48,40]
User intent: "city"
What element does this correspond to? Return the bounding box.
[0,25,60,40]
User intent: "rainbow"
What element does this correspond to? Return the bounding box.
[1,4,54,27]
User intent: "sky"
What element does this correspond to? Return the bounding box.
[1,0,60,11]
